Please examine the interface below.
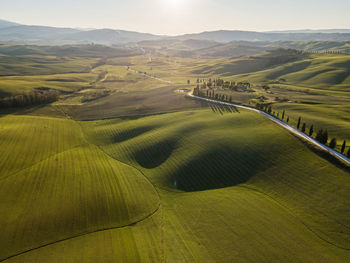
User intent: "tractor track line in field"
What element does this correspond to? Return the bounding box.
[59,105,167,262]
[239,185,350,251]
[0,207,162,263]
[1,107,165,263]
[0,143,88,182]
[76,122,168,262]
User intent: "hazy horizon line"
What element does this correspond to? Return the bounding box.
[1,18,350,37]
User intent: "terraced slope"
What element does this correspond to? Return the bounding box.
[0,115,159,261]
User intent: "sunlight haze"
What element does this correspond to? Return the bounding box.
[1,0,350,35]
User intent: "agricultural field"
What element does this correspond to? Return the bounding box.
[183,52,350,150]
[1,109,349,262]
[0,44,349,262]
[0,115,160,262]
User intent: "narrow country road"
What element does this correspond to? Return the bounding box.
[188,93,350,166]
[127,67,172,84]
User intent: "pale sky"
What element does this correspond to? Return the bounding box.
[1,0,350,35]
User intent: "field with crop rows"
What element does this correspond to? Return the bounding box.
[0,115,160,262]
[0,46,349,262]
[80,108,350,262]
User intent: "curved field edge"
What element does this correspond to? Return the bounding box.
[0,115,160,261]
[1,209,164,263]
[81,108,350,251]
[3,187,350,263]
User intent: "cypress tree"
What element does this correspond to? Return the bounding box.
[329,138,337,149]
[282,110,285,120]
[341,140,346,154]
[323,130,328,144]
[301,123,306,133]
[268,106,272,114]
[347,147,350,158]
[316,129,323,142]
[297,117,301,129]
[286,116,289,123]
[309,125,314,137]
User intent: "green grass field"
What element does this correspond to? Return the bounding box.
[0,115,159,262]
[0,45,349,262]
[81,109,350,262]
[1,109,349,262]
[185,52,350,148]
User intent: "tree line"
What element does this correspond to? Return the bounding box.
[257,104,350,158]
[193,88,350,158]
[195,78,252,92]
[0,89,59,108]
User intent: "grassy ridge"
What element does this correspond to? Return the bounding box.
[4,212,163,263]
[0,55,96,77]
[0,48,349,262]
[215,54,350,148]
[0,73,97,97]
[228,54,350,95]
[161,187,349,262]
[82,109,350,258]
[0,115,159,261]
[1,109,349,262]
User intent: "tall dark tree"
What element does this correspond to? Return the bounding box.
[297,117,301,129]
[341,140,346,154]
[309,125,314,137]
[316,129,323,143]
[329,138,337,149]
[286,116,289,123]
[347,147,350,158]
[282,110,285,120]
[301,123,306,133]
[268,106,272,114]
[324,130,328,144]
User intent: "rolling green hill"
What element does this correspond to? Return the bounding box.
[191,52,350,148]
[0,44,349,262]
[0,115,159,262]
[1,109,349,262]
[192,49,304,76]
[80,109,350,262]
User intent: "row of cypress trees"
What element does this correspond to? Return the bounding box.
[270,109,350,158]
[194,89,350,158]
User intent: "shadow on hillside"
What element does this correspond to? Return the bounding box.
[294,134,350,173]
[134,139,178,169]
[113,126,155,143]
[171,145,270,192]
[0,104,54,118]
[210,103,240,115]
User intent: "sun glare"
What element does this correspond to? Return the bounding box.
[166,0,185,7]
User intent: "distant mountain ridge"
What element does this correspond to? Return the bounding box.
[0,19,20,29]
[267,29,350,34]
[175,30,350,42]
[0,19,162,45]
[1,18,350,45]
